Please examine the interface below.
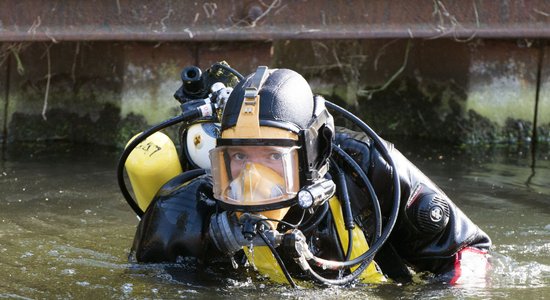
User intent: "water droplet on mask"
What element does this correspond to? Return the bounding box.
[248,244,257,271]
[230,256,238,269]
[338,268,345,279]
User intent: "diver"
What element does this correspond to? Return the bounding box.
[123,63,492,287]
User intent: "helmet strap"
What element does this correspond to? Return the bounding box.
[233,66,270,138]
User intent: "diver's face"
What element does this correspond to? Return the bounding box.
[227,146,285,178]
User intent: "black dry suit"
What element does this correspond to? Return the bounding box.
[131,127,491,283]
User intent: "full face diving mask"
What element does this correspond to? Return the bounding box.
[210,145,300,211]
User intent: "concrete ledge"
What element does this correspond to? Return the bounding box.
[2,1,550,41]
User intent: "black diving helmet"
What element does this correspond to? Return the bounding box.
[209,66,335,216]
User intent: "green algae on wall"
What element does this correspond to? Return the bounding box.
[119,61,182,125]
[314,77,470,143]
[466,59,537,126]
[2,42,191,147]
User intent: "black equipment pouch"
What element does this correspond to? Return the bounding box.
[131,173,218,262]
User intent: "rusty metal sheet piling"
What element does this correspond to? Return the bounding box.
[1,0,550,41]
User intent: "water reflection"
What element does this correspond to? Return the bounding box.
[0,141,548,298]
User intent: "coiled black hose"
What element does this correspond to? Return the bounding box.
[293,100,401,285]
[326,100,400,249]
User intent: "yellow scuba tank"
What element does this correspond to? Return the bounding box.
[328,196,386,283]
[125,131,183,212]
[244,246,289,284]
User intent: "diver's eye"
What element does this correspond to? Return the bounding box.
[269,153,282,160]
[232,153,247,161]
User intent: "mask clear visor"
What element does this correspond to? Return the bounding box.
[210,145,300,207]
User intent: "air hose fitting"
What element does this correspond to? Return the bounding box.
[208,211,283,255]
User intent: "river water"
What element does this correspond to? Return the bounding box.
[0,141,548,299]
